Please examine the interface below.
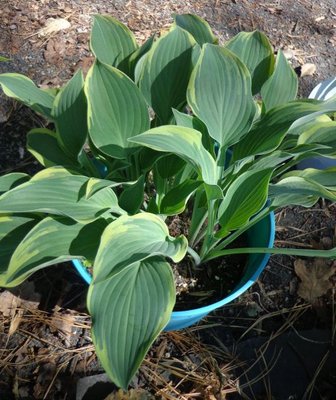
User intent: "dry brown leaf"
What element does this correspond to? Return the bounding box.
[300,63,317,77]
[44,38,65,64]
[0,286,40,317]
[38,18,71,37]
[0,291,20,317]
[105,389,154,400]
[8,310,23,336]
[294,259,336,303]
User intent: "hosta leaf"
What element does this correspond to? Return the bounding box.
[129,36,155,80]
[261,50,298,111]
[283,168,336,190]
[0,215,37,274]
[0,173,30,195]
[173,108,207,132]
[92,213,187,282]
[0,73,54,117]
[130,126,218,185]
[90,15,138,75]
[297,120,336,151]
[281,114,331,150]
[217,168,273,237]
[88,257,175,389]
[27,128,79,168]
[0,167,125,222]
[160,180,202,215]
[232,98,336,160]
[173,14,217,45]
[119,175,145,214]
[249,151,293,171]
[271,193,319,208]
[0,56,9,62]
[51,70,88,159]
[225,30,274,94]
[269,176,336,208]
[187,44,256,148]
[85,177,122,198]
[156,154,186,179]
[0,217,108,287]
[88,212,187,388]
[138,26,195,124]
[86,62,150,159]
[173,108,212,151]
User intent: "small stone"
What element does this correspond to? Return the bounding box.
[9,24,17,30]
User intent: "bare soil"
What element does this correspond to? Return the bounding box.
[0,1,336,399]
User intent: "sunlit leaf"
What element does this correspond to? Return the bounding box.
[85,62,150,159]
[187,44,256,148]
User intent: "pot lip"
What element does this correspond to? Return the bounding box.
[309,76,336,101]
[73,211,275,316]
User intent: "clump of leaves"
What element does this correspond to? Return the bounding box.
[0,14,336,389]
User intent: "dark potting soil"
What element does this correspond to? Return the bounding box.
[173,234,248,311]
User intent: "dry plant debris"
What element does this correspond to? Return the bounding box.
[104,389,154,400]
[38,18,71,37]
[300,62,317,77]
[294,258,336,304]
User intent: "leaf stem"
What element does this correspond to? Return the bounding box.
[207,207,272,255]
[187,246,201,266]
[203,245,336,262]
[199,199,216,259]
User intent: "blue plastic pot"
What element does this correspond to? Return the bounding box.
[73,212,275,331]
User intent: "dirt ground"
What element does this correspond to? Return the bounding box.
[0,0,336,399]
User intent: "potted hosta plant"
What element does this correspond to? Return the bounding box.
[1,14,336,389]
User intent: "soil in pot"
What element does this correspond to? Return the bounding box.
[167,215,248,311]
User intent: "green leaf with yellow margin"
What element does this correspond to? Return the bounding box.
[297,119,336,152]
[187,44,256,148]
[119,175,145,214]
[174,14,217,46]
[138,26,195,124]
[0,73,54,118]
[90,15,138,75]
[85,62,150,159]
[0,167,125,222]
[269,176,336,208]
[27,128,79,168]
[160,179,202,215]
[87,213,188,389]
[282,167,336,190]
[130,125,218,185]
[51,69,88,159]
[0,215,38,275]
[232,98,336,160]
[217,168,273,238]
[0,216,108,287]
[261,50,298,111]
[225,31,274,94]
[0,173,30,195]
